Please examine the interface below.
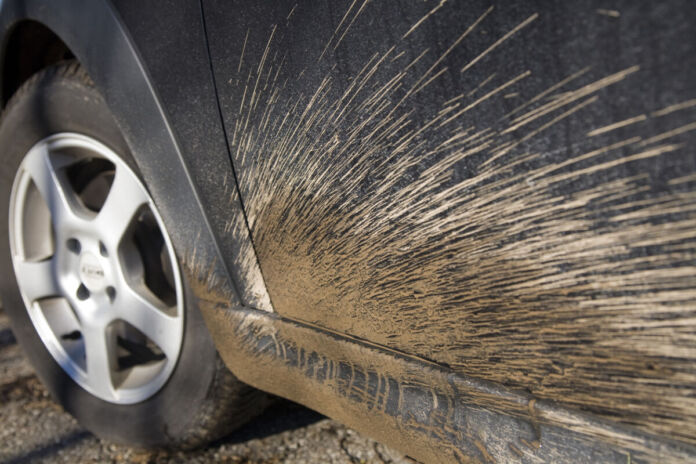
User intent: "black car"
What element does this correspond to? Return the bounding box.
[1,1,695,462]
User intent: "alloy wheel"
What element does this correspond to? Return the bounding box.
[8,133,184,404]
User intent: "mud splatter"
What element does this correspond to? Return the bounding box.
[587,114,647,137]
[207,308,696,463]
[222,2,696,444]
[402,0,447,39]
[597,8,621,18]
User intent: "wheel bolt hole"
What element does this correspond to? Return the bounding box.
[99,241,108,257]
[61,330,82,341]
[76,284,90,301]
[66,238,81,254]
[106,286,116,302]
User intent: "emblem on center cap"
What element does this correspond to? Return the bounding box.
[79,252,106,291]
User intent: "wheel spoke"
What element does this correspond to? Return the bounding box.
[116,284,180,361]
[95,167,149,248]
[82,322,116,399]
[13,258,60,303]
[22,144,79,229]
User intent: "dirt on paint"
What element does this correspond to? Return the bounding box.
[211,1,696,444]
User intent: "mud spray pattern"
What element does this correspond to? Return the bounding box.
[225,2,696,442]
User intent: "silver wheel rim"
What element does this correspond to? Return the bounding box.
[8,133,184,404]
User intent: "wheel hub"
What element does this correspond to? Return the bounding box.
[78,251,106,292]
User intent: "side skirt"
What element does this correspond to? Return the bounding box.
[197,301,696,463]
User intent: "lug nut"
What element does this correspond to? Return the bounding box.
[76,283,90,301]
[66,238,81,254]
[106,286,116,302]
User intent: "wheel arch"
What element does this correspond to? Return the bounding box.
[0,0,246,311]
[1,19,74,105]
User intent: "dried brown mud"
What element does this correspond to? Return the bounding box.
[206,0,696,447]
[201,304,696,463]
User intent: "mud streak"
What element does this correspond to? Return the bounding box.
[223,2,696,444]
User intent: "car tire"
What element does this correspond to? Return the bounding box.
[0,61,268,449]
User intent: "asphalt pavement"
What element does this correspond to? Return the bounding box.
[0,307,414,464]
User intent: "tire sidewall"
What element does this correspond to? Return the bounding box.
[0,67,220,447]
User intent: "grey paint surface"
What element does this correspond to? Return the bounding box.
[203,0,696,445]
[1,0,695,461]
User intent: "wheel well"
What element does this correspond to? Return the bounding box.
[2,20,74,106]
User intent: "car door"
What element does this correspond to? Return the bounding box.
[202,0,696,445]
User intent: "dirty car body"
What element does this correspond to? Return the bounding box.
[1,0,695,462]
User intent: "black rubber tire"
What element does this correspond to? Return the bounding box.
[0,62,269,449]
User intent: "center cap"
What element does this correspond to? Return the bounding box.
[79,252,106,291]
